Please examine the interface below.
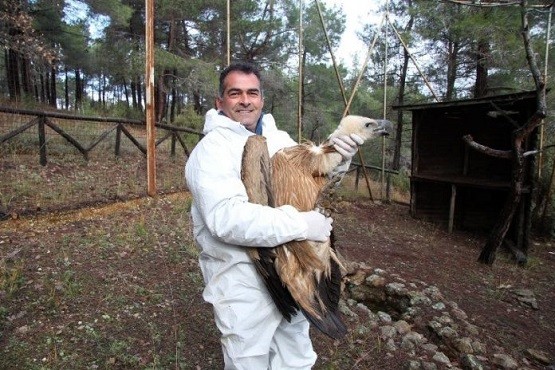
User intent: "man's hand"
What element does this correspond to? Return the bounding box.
[332,134,364,161]
[300,211,333,242]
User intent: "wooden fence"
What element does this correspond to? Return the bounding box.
[0,106,203,165]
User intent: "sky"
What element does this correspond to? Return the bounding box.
[67,0,385,63]
[321,0,383,65]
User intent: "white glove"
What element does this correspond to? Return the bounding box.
[300,210,333,242]
[332,134,364,161]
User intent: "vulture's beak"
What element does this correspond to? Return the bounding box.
[374,119,393,136]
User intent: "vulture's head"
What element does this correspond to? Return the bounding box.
[328,115,392,141]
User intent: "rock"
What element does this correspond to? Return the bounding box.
[377,311,392,323]
[380,325,397,339]
[404,360,422,369]
[386,282,408,295]
[451,307,468,320]
[432,351,451,365]
[394,319,412,335]
[432,302,446,310]
[422,361,438,370]
[512,289,539,309]
[438,326,458,339]
[421,343,439,353]
[366,274,387,287]
[453,337,474,354]
[492,353,518,369]
[401,335,416,353]
[471,340,487,355]
[385,338,397,352]
[423,286,444,301]
[16,325,30,334]
[524,348,552,365]
[403,331,426,346]
[437,314,453,325]
[460,354,484,370]
[410,292,432,306]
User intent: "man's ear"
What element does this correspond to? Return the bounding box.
[215,97,222,110]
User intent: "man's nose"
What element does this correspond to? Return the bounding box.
[239,92,251,105]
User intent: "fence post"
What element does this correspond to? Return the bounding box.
[171,132,176,157]
[38,115,47,166]
[115,123,122,156]
[355,165,360,191]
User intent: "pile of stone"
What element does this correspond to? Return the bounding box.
[339,262,552,370]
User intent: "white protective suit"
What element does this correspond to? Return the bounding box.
[185,109,318,369]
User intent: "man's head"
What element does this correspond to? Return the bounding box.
[216,62,264,132]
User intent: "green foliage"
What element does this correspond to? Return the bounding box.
[172,105,204,131]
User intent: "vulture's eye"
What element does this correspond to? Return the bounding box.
[365,121,374,127]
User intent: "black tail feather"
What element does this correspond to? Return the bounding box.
[301,305,347,340]
[252,247,299,321]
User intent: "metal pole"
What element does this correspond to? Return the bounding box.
[145,0,156,196]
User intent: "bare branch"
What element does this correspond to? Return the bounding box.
[462,134,513,159]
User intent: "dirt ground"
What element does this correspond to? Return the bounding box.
[0,146,554,368]
[332,198,555,369]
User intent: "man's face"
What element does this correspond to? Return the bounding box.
[216,71,264,132]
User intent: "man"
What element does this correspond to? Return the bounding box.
[185,61,362,369]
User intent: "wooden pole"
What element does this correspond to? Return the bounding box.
[382,1,389,200]
[297,0,303,143]
[145,0,157,196]
[314,0,348,109]
[227,0,231,66]
[538,5,552,178]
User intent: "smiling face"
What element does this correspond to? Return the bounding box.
[216,71,264,132]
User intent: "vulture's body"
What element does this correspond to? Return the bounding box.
[241,115,390,340]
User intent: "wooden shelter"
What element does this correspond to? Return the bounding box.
[393,91,539,249]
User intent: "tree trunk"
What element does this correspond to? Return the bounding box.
[64,67,69,110]
[387,0,413,200]
[131,79,138,109]
[75,69,83,111]
[474,39,489,98]
[136,75,143,111]
[20,56,31,96]
[6,49,20,101]
[445,40,459,100]
[478,0,546,264]
[478,135,524,264]
[122,77,130,106]
[49,66,57,108]
[40,72,46,103]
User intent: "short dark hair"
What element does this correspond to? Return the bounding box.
[218,61,262,97]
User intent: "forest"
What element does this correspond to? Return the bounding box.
[1,2,555,368]
[1,0,554,225]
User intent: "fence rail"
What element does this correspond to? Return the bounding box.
[0,106,203,165]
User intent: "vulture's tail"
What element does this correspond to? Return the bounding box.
[299,232,347,340]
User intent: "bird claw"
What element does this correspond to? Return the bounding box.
[314,206,333,218]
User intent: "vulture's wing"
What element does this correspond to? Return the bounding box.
[241,135,298,321]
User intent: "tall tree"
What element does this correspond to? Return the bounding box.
[1,0,57,101]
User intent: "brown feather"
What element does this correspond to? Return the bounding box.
[240,116,391,339]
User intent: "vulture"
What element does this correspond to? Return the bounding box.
[241,115,391,340]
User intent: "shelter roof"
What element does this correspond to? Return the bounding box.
[392,90,538,111]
